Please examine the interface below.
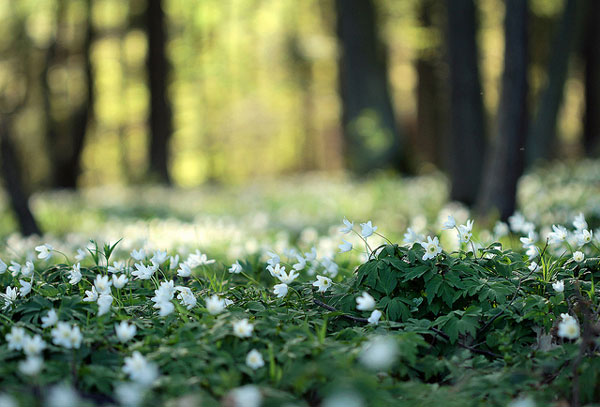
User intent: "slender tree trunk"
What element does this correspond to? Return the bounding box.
[146,0,173,184]
[583,0,600,156]
[477,0,528,221]
[335,0,405,173]
[445,0,486,205]
[415,0,446,168]
[526,0,586,165]
[0,120,41,236]
[43,0,94,189]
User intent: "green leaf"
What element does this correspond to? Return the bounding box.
[402,265,429,282]
[425,276,443,304]
[387,298,410,321]
[378,266,398,295]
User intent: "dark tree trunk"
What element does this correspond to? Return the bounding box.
[0,120,41,236]
[583,0,600,156]
[335,0,405,173]
[146,0,173,185]
[526,0,586,164]
[445,0,486,205]
[415,0,446,168]
[477,0,529,221]
[44,0,94,189]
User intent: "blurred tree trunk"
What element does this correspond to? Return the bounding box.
[42,0,94,189]
[335,0,405,173]
[583,0,600,156]
[415,0,446,168]
[146,0,173,185]
[43,0,94,189]
[0,120,41,236]
[445,0,486,205]
[477,0,528,221]
[526,0,586,165]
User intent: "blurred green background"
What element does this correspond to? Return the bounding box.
[0,0,598,238]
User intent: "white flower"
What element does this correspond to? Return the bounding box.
[177,262,192,277]
[442,215,456,230]
[107,261,125,274]
[528,261,540,273]
[0,394,17,407]
[97,294,113,316]
[229,261,243,274]
[94,274,112,295]
[267,263,285,278]
[232,318,254,338]
[520,231,538,248]
[508,396,536,407]
[154,301,175,317]
[19,279,32,297]
[19,356,43,376]
[359,336,398,370]
[132,263,155,280]
[573,213,588,231]
[41,309,58,328]
[151,250,168,265]
[265,251,280,267]
[123,351,159,386]
[573,251,585,263]
[558,317,580,340]
[403,228,424,245]
[508,212,526,233]
[51,322,82,349]
[205,295,225,315]
[338,239,353,253]
[115,321,137,343]
[35,244,53,260]
[83,286,98,302]
[6,326,26,350]
[368,310,382,325]
[8,261,21,277]
[292,255,306,271]
[151,281,175,304]
[321,257,339,278]
[552,280,564,293]
[360,221,377,238]
[69,263,82,285]
[547,225,568,245]
[340,218,354,234]
[493,221,509,238]
[175,286,197,310]
[23,334,46,356]
[457,220,474,243]
[74,248,87,262]
[228,385,262,407]
[0,258,6,274]
[21,261,34,278]
[526,245,539,260]
[186,250,215,267]
[130,249,146,261]
[114,383,146,407]
[273,283,288,298]
[1,286,18,310]
[112,274,129,289]
[276,269,299,284]
[312,275,332,293]
[169,255,180,270]
[420,236,442,261]
[245,349,264,370]
[575,229,593,247]
[304,247,317,262]
[46,383,80,407]
[356,292,376,311]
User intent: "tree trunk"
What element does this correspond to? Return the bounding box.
[43,0,94,189]
[146,0,173,185]
[477,0,528,221]
[335,0,405,173]
[445,0,486,205]
[415,0,446,168]
[526,0,586,165]
[0,120,41,236]
[583,0,600,156]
